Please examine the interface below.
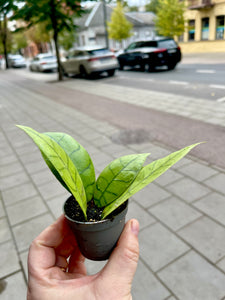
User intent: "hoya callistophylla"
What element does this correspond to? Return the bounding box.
[101,143,201,219]
[17,125,88,220]
[17,125,201,221]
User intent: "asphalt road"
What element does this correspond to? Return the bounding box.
[9,54,225,102]
[102,62,225,102]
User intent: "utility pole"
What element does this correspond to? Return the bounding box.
[102,0,109,49]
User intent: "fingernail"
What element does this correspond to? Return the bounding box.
[131,219,139,237]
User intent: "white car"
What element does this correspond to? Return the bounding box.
[8,54,27,68]
[61,46,119,78]
[29,53,57,72]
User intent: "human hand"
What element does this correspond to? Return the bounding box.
[27,215,139,300]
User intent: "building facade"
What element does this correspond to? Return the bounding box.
[75,3,156,50]
[183,0,225,42]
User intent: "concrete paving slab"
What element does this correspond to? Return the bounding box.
[166,177,211,203]
[158,251,225,300]
[12,213,54,252]
[2,182,38,206]
[149,197,202,231]
[7,196,47,226]
[132,260,170,300]
[126,200,156,230]
[133,183,171,208]
[194,192,225,226]
[204,173,225,195]
[178,161,219,182]
[178,216,225,263]
[0,241,21,278]
[0,218,11,243]
[139,223,190,272]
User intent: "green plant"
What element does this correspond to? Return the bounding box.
[17,125,201,220]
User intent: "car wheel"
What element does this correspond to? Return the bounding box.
[147,64,155,72]
[167,63,176,70]
[119,63,124,70]
[107,69,115,77]
[29,66,34,72]
[62,67,68,77]
[80,65,88,78]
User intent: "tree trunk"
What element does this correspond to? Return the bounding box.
[2,13,9,69]
[53,31,63,81]
[50,0,63,81]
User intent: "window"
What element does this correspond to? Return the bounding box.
[158,39,177,49]
[201,17,209,40]
[216,15,225,40]
[189,20,195,41]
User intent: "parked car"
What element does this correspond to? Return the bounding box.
[29,53,57,72]
[117,37,182,71]
[8,54,27,68]
[61,46,119,78]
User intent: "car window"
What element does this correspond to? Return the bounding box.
[158,39,177,49]
[34,57,39,61]
[138,41,158,48]
[41,56,55,60]
[87,49,108,55]
[126,43,138,50]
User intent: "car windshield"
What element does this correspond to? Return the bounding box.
[137,41,158,48]
[158,40,177,49]
[41,56,55,60]
[87,49,109,56]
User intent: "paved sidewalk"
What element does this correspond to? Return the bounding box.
[1,73,225,300]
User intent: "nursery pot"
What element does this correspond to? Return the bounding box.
[64,196,128,261]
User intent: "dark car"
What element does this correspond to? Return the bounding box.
[117,38,181,71]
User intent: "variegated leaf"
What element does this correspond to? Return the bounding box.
[94,153,150,207]
[43,132,95,201]
[102,143,201,219]
[17,125,87,219]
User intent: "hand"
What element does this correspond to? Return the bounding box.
[27,215,139,300]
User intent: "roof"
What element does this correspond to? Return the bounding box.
[76,3,156,29]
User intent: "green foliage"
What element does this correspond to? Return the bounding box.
[94,153,149,207]
[58,29,76,51]
[101,143,200,219]
[107,1,133,43]
[12,0,88,80]
[17,125,201,221]
[43,132,95,202]
[155,0,186,38]
[145,0,159,14]
[17,126,87,219]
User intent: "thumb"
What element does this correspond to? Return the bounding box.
[101,219,139,287]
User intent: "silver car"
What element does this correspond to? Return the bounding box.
[29,53,57,72]
[8,54,27,68]
[61,46,119,78]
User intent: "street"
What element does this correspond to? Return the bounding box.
[1,55,225,300]
[8,52,225,102]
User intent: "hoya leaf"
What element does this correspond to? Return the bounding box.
[101,143,201,219]
[43,132,95,202]
[94,153,150,207]
[17,125,87,219]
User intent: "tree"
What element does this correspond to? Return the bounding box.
[107,1,133,46]
[145,0,159,14]
[13,0,87,81]
[155,0,186,38]
[0,0,17,68]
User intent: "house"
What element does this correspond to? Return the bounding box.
[75,2,156,49]
[180,0,225,52]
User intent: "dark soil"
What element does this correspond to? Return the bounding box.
[64,196,127,222]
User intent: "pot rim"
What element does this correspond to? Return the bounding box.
[63,197,128,225]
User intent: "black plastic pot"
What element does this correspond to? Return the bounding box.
[64,197,128,261]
